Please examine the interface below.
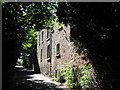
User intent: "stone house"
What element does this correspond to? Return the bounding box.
[37,24,99,88]
[37,23,95,77]
[37,24,72,77]
[37,23,101,89]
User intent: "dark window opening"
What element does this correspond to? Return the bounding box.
[47,30,49,38]
[47,30,50,41]
[47,45,50,58]
[42,31,44,42]
[40,49,42,62]
[39,34,40,45]
[58,27,63,31]
[47,45,51,62]
[51,29,54,33]
[56,43,61,58]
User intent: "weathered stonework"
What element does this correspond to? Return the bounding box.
[37,24,98,86]
[37,24,100,88]
[37,23,111,89]
[37,24,71,77]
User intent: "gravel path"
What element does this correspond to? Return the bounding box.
[8,66,69,90]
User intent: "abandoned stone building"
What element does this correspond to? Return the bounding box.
[37,24,72,76]
[37,24,92,75]
[37,24,99,88]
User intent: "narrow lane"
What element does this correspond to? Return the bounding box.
[8,66,67,90]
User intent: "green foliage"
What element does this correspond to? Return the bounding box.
[45,18,63,29]
[55,62,77,88]
[78,65,90,89]
[62,62,75,88]
[16,59,23,66]
[55,62,91,89]
[55,62,74,87]
[3,2,58,69]
[55,69,65,83]
[56,2,120,65]
[3,2,59,52]
[22,28,37,50]
[56,3,120,89]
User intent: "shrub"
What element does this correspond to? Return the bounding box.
[78,65,91,89]
[16,59,23,66]
[55,62,92,89]
[55,69,65,83]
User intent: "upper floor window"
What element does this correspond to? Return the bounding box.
[58,27,63,31]
[47,30,50,41]
[47,30,49,38]
[42,31,44,42]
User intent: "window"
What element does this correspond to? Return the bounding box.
[39,34,40,45]
[40,49,42,62]
[47,45,51,62]
[47,30,49,38]
[51,29,54,33]
[42,31,44,42]
[47,45,50,58]
[58,27,63,31]
[47,30,50,41]
[56,43,61,58]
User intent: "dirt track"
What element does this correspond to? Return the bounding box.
[7,66,68,90]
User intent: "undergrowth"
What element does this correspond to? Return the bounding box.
[55,62,92,89]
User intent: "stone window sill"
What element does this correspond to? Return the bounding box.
[47,38,50,41]
[41,41,44,44]
[47,58,51,62]
[56,54,61,59]
[40,59,42,62]
[51,30,54,33]
[58,27,63,31]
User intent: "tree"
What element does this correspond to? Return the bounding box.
[56,2,120,89]
[2,2,57,89]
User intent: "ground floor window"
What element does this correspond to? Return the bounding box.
[56,43,61,58]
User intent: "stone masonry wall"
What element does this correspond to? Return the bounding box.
[51,25,71,77]
[37,24,71,77]
[37,24,99,88]
[37,29,51,75]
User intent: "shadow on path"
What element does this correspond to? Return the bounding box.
[7,66,64,90]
